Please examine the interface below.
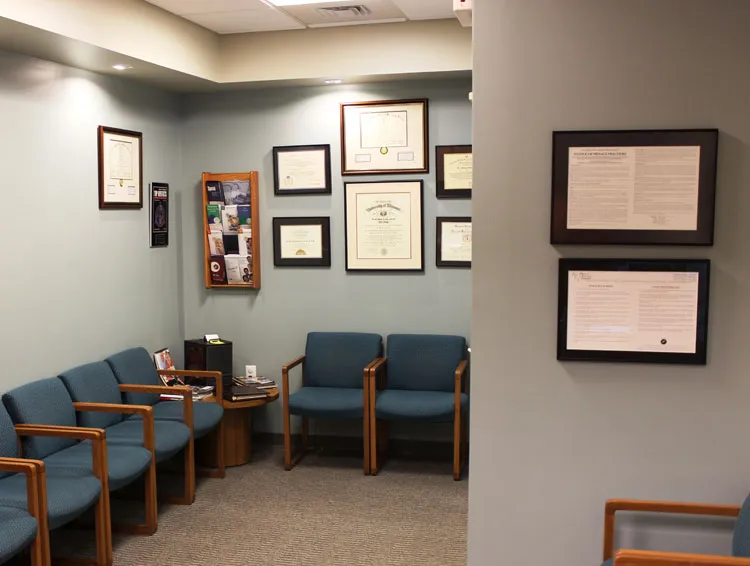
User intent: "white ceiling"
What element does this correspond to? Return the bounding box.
[144,0,456,34]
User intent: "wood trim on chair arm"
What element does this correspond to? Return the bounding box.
[73,403,155,452]
[615,550,750,566]
[603,499,740,561]
[118,384,194,432]
[158,369,223,401]
[369,357,387,390]
[0,458,44,518]
[282,355,306,403]
[454,360,468,389]
[282,355,306,373]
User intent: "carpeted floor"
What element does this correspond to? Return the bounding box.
[97,445,468,565]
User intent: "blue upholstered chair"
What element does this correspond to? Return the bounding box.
[59,361,193,521]
[369,334,469,480]
[0,393,107,566]
[106,347,226,478]
[3,378,153,557]
[282,332,383,474]
[603,496,750,566]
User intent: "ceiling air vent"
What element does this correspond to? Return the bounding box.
[317,5,372,19]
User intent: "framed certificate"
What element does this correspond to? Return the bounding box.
[436,217,471,268]
[272,144,331,195]
[149,182,169,248]
[344,181,423,271]
[98,125,143,209]
[436,145,472,198]
[551,129,719,245]
[340,99,428,175]
[557,258,710,364]
[273,217,331,267]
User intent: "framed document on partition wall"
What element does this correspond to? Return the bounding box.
[436,145,472,198]
[344,181,423,272]
[98,126,143,209]
[272,144,331,195]
[551,129,719,245]
[272,217,331,267]
[436,217,472,268]
[557,258,710,365]
[341,99,428,175]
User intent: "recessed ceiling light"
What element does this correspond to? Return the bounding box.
[324,79,343,85]
[112,64,132,71]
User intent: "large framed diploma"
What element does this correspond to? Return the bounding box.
[551,129,719,245]
[344,181,423,272]
[436,145,472,199]
[436,217,472,268]
[273,217,330,267]
[340,99,428,175]
[98,126,143,209]
[557,258,710,364]
[272,144,331,195]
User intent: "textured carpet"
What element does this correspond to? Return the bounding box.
[100,445,468,565]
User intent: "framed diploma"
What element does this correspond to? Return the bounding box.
[98,125,143,209]
[272,144,332,195]
[149,182,169,247]
[340,99,428,175]
[344,180,423,272]
[551,129,719,245]
[436,145,472,198]
[273,217,331,267]
[557,258,710,365]
[436,217,472,268]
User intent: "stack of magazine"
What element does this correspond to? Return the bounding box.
[153,348,215,402]
[227,375,277,402]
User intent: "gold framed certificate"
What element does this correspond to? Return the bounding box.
[436,217,472,268]
[340,99,428,175]
[344,181,423,271]
[436,145,472,199]
[272,217,330,267]
[98,125,143,209]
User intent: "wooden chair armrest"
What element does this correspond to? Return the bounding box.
[0,458,45,520]
[603,500,740,561]
[615,550,750,566]
[159,369,223,400]
[454,359,468,391]
[73,403,155,451]
[282,355,305,403]
[282,355,306,373]
[369,358,387,389]
[118,384,194,430]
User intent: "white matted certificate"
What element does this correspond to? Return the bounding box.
[98,126,142,209]
[344,181,423,271]
[280,224,323,259]
[437,145,472,198]
[437,217,471,267]
[273,145,331,195]
[272,217,331,267]
[341,99,428,175]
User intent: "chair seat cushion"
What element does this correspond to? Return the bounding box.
[375,390,469,422]
[104,419,191,462]
[602,560,613,566]
[0,471,101,530]
[128,401,224,439]
[43,441,151,492]
[288,387,364,419]
[0,506,37,563]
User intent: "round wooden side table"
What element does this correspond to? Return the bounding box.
[198,387,279,467]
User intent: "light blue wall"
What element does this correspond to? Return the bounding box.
[0,49,185,388]
[180,79,473,434]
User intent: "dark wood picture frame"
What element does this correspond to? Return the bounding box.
[436,217,472,268]
[340,99,429,176]
[557,258,711,365]
[436,145,472,199]
[273,217,331,267]
[98,125,143,209]
[272,144,332,196]
[344,180,424,272]
[551,129,719,245]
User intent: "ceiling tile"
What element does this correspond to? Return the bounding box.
[184,8,305,34]
[391,0,455,20]
[145,0,268,16]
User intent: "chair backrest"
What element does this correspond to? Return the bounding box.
[59,361,126,429]
[733,494,750,557]
[106,347,161,406]
[304,332,383,389]
[0,404,19,479]
[385,334,466,392]
[2,378,79,460]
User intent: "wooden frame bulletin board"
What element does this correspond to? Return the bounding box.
[201,171,261,289]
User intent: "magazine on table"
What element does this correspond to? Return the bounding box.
[153,348,214,401]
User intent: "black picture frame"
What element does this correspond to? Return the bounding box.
[98,125,143,209]
[272,144,332,196]
[149,182,169,247]
[344,180,424,272]
[557,258,711,365]
[436,145,472,199]
[436,217,471,268]
[272,216,331,267]
[551,129,719,245]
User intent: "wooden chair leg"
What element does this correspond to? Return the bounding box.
[363,412,370,476]
[115,459,158,535]
[215,419,225,478]
[96,484,113,566]
[184,434,196,503]
[301,417,309,452]
[283,403,292,471]
[369,415,378,476]
[34,469,51,566]
[453,413,462,481]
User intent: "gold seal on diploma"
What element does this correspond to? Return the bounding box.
[119,179,124,187]
[380,147,389,155]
